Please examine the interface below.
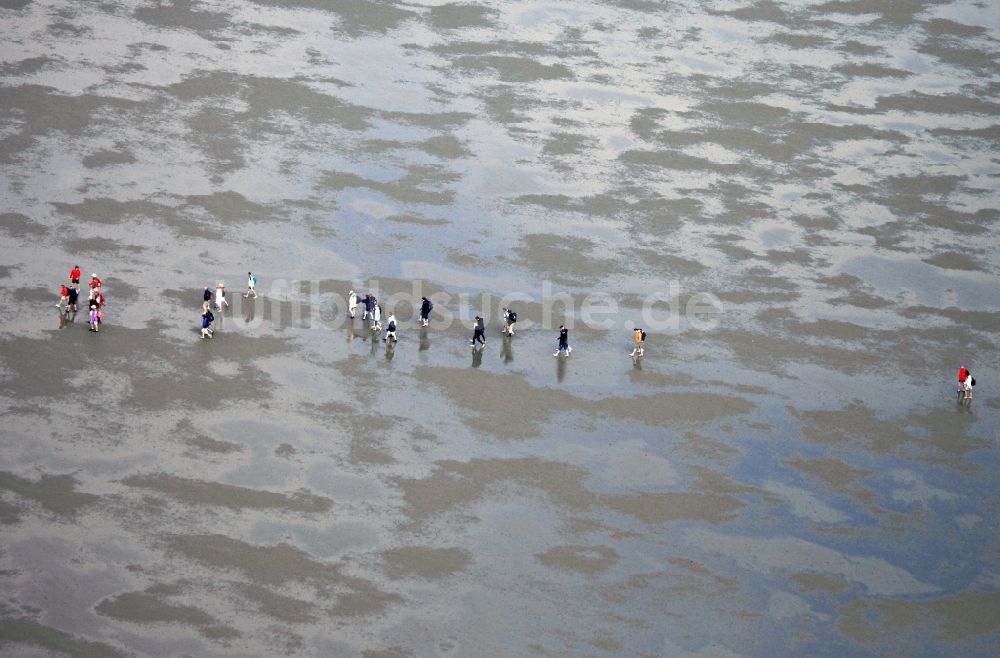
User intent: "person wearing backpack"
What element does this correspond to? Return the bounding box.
[630,328,646,357]
[201,310,214,339]
[420,296,433,327]
[958,365,974,402]
[244,272,258,299]
[502,307,517,336]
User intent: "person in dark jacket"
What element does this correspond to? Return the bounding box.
[554,325,571,357]
[420,296,433,327]
[471,315,486,347]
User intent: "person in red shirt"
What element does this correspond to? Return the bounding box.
[89,273,102,290]
[957,365,973,402]
[57,284,69,310]
[69,266,81,284]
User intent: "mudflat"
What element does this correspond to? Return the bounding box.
[1,0,998,656]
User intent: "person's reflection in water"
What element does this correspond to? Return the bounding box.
[556,353,567,382]
[345,317,355,344]
[58,309,70,330]
[500,334,513,364]
[385,340,396,361]
[243,296,255,324]
[419,326,430,352]
[369,332,378,355]
[471,345,484,368]
[632,354,643,370]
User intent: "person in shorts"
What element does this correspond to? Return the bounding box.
[66,285,79,313]
[57,284,69,310]
[69,266,81,285]
[244,272,257,299]
[348,290,358,318]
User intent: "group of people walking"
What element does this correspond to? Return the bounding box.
[198,272,257,338]
[59,265,975,402]
[56,265,105,332]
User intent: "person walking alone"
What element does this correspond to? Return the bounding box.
[957,365,974,402]
[554,325,571,357]
[630,328,645,357]
[419,296,433,327]
[471,315,486,347]
[502,307,517,336]
[244,272,257,299]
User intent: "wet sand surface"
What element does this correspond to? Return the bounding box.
[1,0,999,655]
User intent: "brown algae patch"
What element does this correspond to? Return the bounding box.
[166,534,342,585]
[0,618,127,658]
[535,545,618,574]
[792,402,918,453]
[838,592,1000,643]
[381,546,472,579]
[601,492,743,525]
[95,591,238,639]
[394,457,594,522]
[785,457,873,490]
[0,471,98,516]
[121,473,333,512]
[793,572,850,593]
[239,584,318,623]
[415,367,754,438]
[395,457,747,527]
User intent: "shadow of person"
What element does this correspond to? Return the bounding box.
[500,335,513,364]
[471,345,484,368]
[556,354,567,383]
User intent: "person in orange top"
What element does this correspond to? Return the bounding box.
[89,273,102,291]
[630,328,645,357]
[69,266,81,284]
